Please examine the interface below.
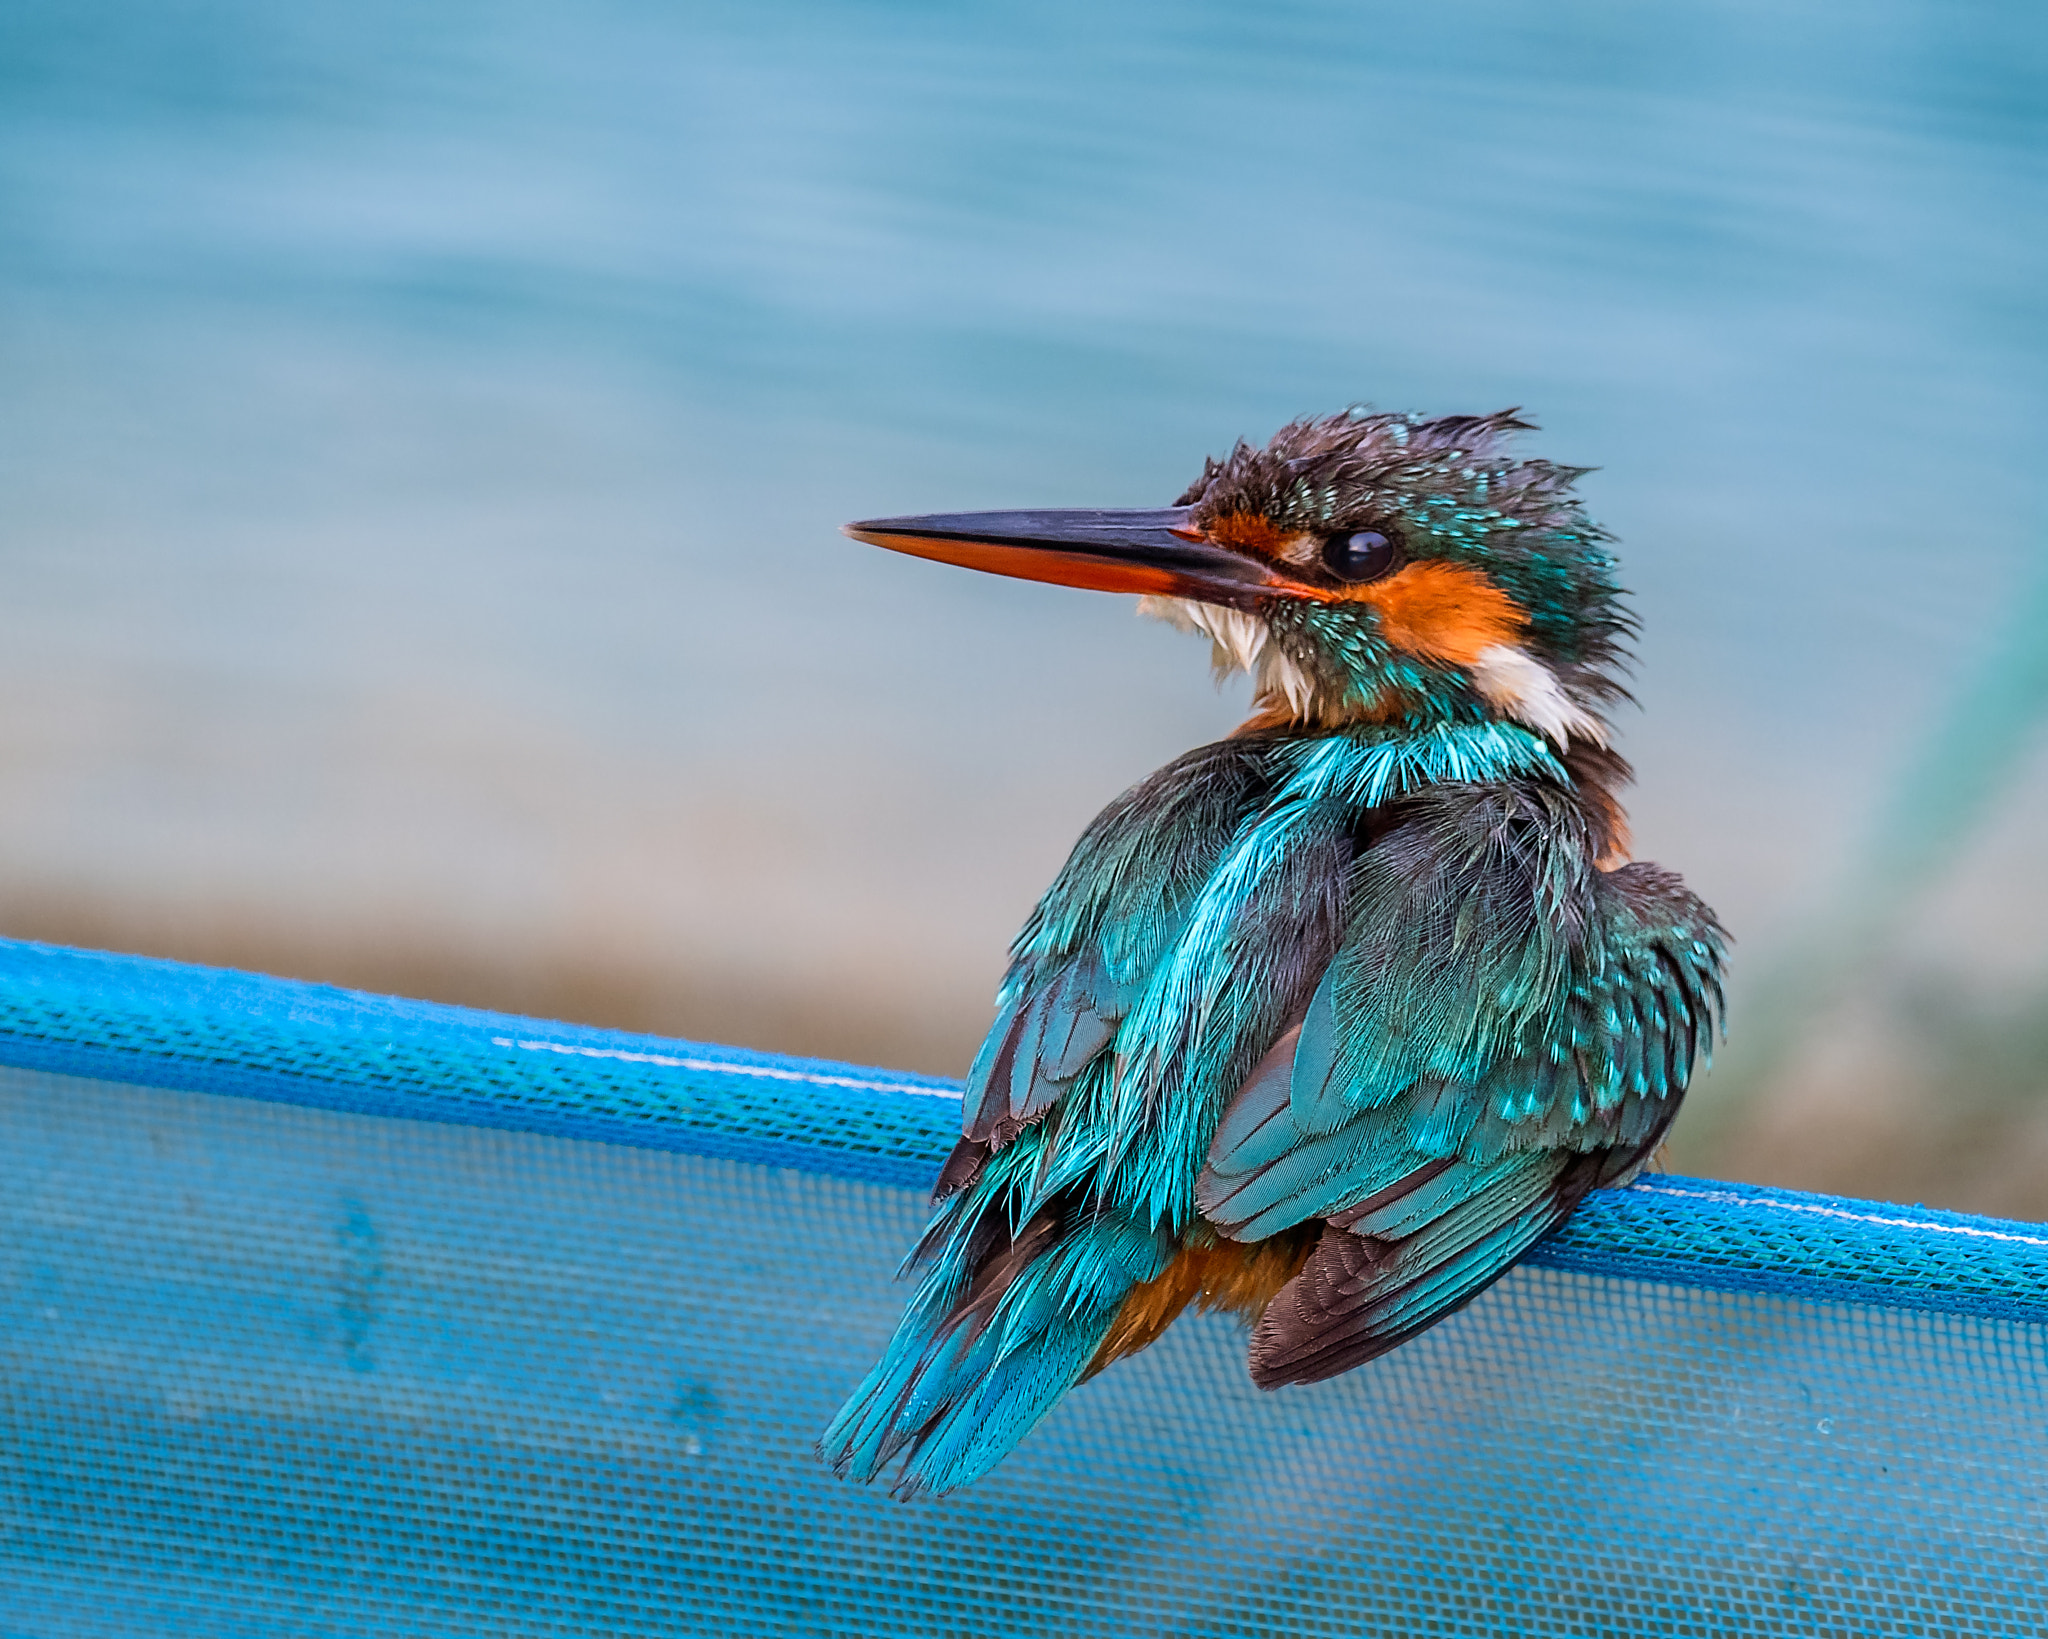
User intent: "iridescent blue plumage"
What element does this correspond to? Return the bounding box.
[822,409,1727,1497]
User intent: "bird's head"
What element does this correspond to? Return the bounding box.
[847,409,1630,747]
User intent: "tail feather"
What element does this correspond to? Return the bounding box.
[891,1318,1108,1496]
[821,1190,1171,1497]
[823,1313,973,1481]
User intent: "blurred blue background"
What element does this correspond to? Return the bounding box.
[1,0,2043,1209]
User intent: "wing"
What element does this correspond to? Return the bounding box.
[936,734,1277,1199]
[823,734,1327,1494]
[1196,782,1726,1387]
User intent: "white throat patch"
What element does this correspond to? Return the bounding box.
[1137,596,1319,720]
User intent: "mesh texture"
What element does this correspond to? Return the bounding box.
[0,937,2041,1636]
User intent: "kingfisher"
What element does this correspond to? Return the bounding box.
[820,408,1726,1498]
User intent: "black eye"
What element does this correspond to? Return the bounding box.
[1323,530,1399,583]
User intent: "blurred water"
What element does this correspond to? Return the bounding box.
[0,2,2044,1192]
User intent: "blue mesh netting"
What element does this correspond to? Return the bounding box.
[0,936,2040,1636]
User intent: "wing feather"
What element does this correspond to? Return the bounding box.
[955,737,1273,1158]
[1199,784,1726,1387]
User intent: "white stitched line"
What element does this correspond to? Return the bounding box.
[1628,1181,2048,1250]
[490,1036,961,1101]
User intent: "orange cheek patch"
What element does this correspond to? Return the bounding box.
[1349,560,1527,665]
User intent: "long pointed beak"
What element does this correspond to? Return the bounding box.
[843,507,1292,609]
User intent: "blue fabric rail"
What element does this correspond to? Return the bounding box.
[0,937,2039,1325]
[0,935,2041,1638]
